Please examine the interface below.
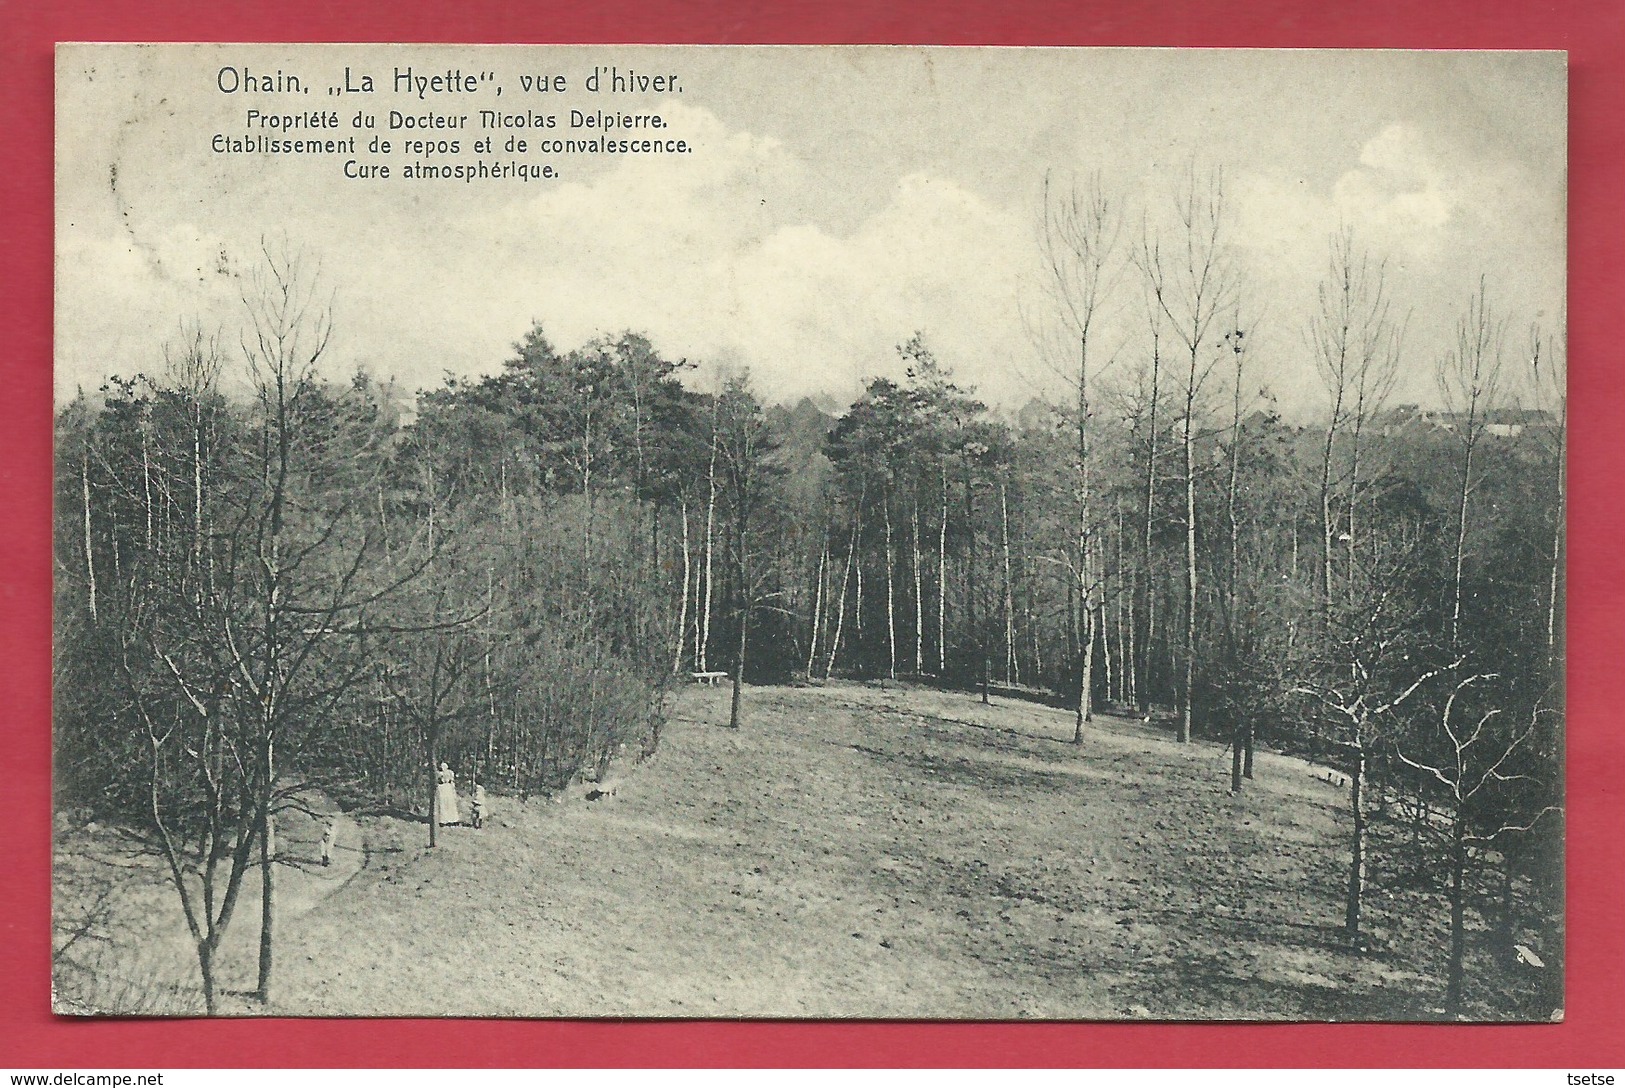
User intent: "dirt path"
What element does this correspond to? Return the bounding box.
[259,681,1448,1019]
[53,795,365,1015]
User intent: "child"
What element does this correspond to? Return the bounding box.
[321,819,338,867]
[471,781,486,829]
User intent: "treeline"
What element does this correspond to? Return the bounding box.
[724,175,1565,1018]
[54,251,683,1009]
[56,168,1563,1018]
[758,178,1561,1016]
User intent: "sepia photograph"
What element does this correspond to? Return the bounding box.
[52,44,1565,1021]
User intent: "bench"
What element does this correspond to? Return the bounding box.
[690,671,730,686]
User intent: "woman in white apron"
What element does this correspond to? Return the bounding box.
[435,762,460,825]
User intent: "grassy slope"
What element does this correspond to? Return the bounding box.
[262,681,1461,1019]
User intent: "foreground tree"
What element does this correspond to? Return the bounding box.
[1395,674,1562,1016]
[1290,518,1447,946]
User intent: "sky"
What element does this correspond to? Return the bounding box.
[55,45,1566,420]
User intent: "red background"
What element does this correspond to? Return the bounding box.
[2,0,1620,1069]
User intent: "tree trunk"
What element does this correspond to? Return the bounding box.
[827,504,860,678]
[729,538,748,730]
[692,510,705,674]
[1101,539,1114,704]
[1119,495,1134,707]
[855,509,865,638]
[963,468,977,691]
[938,464,948,675]
[194,405,207,570]
[1345,418,1363,603]
[256,806,274,1002]
[1318,397,1341,630]
[701,431,718,671]
[1345,743,1366,942]
[808,536,828,678]
[1226,347,1243,616]
[1547,411,1566,659]
[1447,812,1467,1015]
[1181,410,1197,745]
[1231,724,1245,794]
[197,938,217,1015]
[1140,344,1161,716]
[1449,440,1475,650]
[1124,567,1137,709]
[582,408,594,567]
[884,483,897,679]
[1078,338,1097,733]
[141,422,154,550]
[912,497,924,674]
[427,731,439,848]
[729,628,746,730]
[1001,481,1016,685]
[1066,580,1078,688]
[674,497,692,674]
[1075,603,1095,743]
[81,453,98,623]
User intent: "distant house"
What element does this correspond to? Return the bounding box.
[1374,404,1433,436]
[1375,403,1555,439]
[1483,407,1557,438]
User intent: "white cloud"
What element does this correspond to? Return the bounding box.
[57,103,1043,410]
[702,171,1035,403]
[1332,124,1457,250]
[54,63,1560,425]
[1231,123,1460,283]
[338,108,1036,407]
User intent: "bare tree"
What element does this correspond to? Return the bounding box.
[384,575,486,849]
[1219,315,1265,792]
[1307,230,1404,624]
[1115,289,1169,717]
[673,495,693,673]
[1395,675,1562,1016]
[824,482,863,679]
[715,374,775,729]
[119,243,431,1009]
[1038,171,1123,740]
[1141,165,1237,743]
[1525,323,1566,663]
[700,402,720,672]
[1436,278,1508,651]
[1291,524,1447,946]
[806,532,828,677]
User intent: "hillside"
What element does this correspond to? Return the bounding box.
[55,682,1556,1020]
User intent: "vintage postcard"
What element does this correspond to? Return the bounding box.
[53,44,1565,1020]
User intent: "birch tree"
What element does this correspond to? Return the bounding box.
[1038,171,1122,739]
[1141,165,1237,743]
[1436,279,1508,651]
[1308,230,1404,624]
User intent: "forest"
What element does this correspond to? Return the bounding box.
[53,169,1564,1019]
